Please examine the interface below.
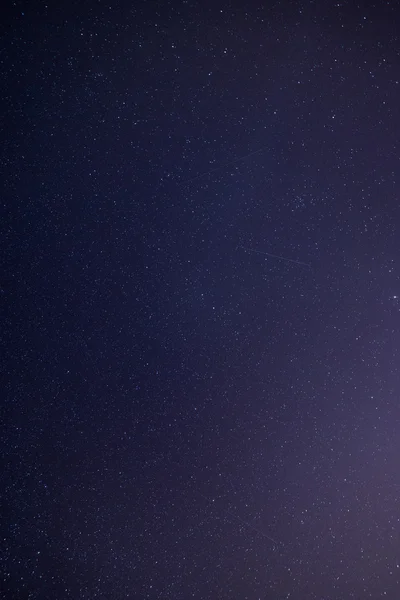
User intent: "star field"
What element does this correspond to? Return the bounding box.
[1,0,400,598]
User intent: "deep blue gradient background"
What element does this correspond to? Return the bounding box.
[2,1,400,598]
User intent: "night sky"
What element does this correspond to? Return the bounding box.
[2,1,400,598]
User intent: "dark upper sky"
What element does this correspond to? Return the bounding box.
[2,0,400,598]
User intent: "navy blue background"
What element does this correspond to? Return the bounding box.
[2,1,400,598]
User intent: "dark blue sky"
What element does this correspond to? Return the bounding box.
[2,1,400,598]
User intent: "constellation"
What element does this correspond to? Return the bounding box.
[180,146,269,186]
[197,490,280,546]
